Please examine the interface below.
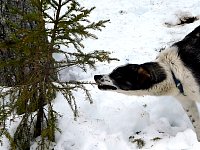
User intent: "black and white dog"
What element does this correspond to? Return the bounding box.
[94,25,200,141]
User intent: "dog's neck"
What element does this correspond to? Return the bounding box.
[140,62,178,96]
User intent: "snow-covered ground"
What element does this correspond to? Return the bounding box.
[52,0,200,149]
[2,0,200,149]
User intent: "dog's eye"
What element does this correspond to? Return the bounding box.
[110,71,122,79]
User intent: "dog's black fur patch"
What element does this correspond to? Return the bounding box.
[174,25,200,85]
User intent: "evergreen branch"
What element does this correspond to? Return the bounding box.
[50,0,62,45]
[43,12,54,21]
[61,0,71,7]
[51,0,59,7]
[3,129,16,150]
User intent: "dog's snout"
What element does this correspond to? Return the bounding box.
[94,75,103,81]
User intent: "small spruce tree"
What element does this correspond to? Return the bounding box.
[0,0,116,149]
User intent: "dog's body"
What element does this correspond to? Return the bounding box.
[94,25,200,141]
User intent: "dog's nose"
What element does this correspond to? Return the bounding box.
[94,75,103,81]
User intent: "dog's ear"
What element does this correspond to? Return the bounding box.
[137,66,151,83]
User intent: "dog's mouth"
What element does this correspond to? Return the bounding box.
[97,84,117,90]
[94,74,117,90]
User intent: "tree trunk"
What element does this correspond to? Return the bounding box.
[0,0,37,86]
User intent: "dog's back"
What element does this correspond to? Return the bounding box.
[174,25,200,85]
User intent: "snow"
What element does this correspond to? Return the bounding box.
[1,0,200,149]
[52,0,200,148]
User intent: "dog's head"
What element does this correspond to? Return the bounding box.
[94,64,153,91]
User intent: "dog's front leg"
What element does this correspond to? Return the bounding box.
[177,97,200,141]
